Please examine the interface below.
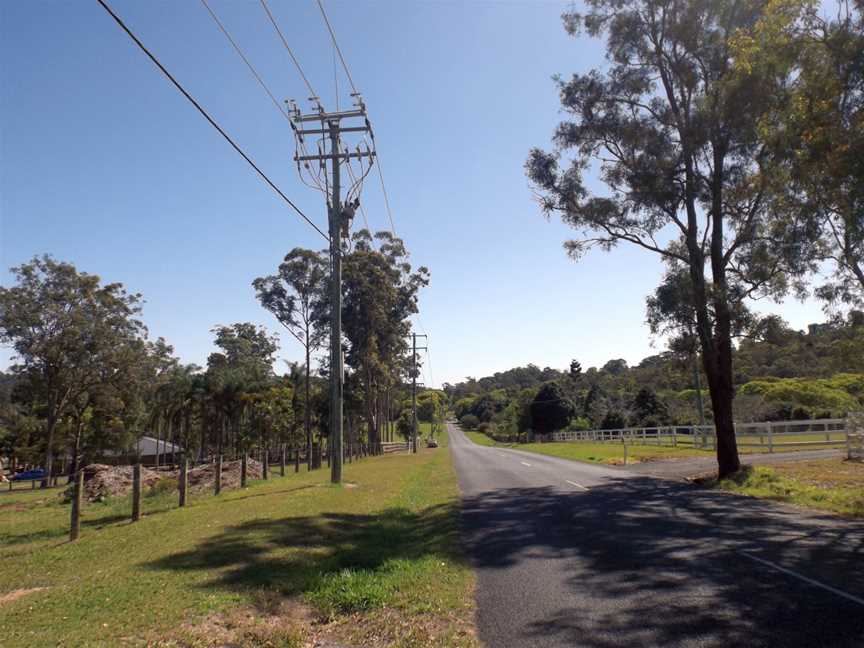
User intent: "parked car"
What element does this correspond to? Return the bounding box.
[12,468,45,481]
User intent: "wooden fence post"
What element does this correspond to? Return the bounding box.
[70,469,83,541]
[280,445,286,477]
[767,423,774,454]
[263,448,269,480]
[179,456,188,508]
[295,446,300,473]
[241,453,248,488]
[215,454,223,495]
[132,463,142,522]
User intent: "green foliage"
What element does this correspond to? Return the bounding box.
[739,375,863,416]
[459,414,479,430]
[530,382,574,434]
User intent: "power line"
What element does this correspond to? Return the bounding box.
[95,0,329,242]
[259,0,318,100]
[315,0,358,96]
[200,0,290,123]
[374,151,398,236]
[199,0,326,194]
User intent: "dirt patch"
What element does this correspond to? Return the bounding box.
[187,459,263,494]
[150,598,314,647]
[153,594,476,648]
[0,587,48,606]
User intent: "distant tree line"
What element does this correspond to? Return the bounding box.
[448,312,864,439]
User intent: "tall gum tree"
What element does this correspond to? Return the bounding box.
[527,0,818,477]
[253,249,327,469]
[0,256,146,486]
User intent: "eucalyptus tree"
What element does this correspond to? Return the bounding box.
[253,248,327,469]
[739,1,864,308]
[0,256,147,486]
[526,0,819,476]
[339,231,429,449]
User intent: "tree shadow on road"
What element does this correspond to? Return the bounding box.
[460,477,864,648]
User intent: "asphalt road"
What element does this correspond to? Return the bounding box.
[448,423,864,648]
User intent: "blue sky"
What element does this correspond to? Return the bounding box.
[0,0,825,387]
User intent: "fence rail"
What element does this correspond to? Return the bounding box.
[550,417,853,454]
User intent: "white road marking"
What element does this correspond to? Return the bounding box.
[498,453,506,457]
[565,480,589,491]
[739,551,864,607]
[520,461,532,467]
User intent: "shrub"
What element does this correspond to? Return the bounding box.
[460,414,479,430]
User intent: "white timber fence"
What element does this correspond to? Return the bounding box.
[550,416,857,454]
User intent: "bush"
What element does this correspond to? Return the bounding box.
[600,411,627,430]
[477,422,492,435]
[460,414,479,430]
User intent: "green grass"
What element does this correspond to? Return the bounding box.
[710,461,864,518]
[0,430,476,648]
[459,428,712,463]
[463,430,497,447]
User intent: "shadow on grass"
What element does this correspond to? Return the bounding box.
[458,477,864,648]
[146,502,464,610]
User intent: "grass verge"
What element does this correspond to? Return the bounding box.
[0,430,476,648]
[708,459,864,518]
[505,440,714,465]
[462,430,497,447]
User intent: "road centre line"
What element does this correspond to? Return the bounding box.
[565,480,589,491]
[738,551,864,607]
[520,461,532,467]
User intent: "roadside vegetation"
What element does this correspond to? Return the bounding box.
[709,459,864,518]
[448,314,864,451]
[0,431,477,648]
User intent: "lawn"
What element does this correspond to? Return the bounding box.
[462,430,497,447]
[515,441,714,465]
[712,458,864,517]
[0,430,477,648]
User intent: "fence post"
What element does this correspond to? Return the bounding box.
[70,469,83,541]
[848,431,852,460]
[263,448,269,480]
[295,446,300,473]
[241,454,248,488]
[767,423,774,454]
[179,455,188,508]
[215,454,223,495]
[622,436,628,466]
[132,463,142,522]
[280,445,286,477]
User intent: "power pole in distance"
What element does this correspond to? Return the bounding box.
[411,332,427,453]
[291,100,375,484]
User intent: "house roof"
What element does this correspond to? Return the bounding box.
[103,435,183,457]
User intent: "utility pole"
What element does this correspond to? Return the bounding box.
[411,332,427,453]
[291,99,374,484]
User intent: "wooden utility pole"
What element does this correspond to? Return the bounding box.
[70,469,83,541]
[132,462,142,522]
[291,100,374,484]
[179,455,188,507]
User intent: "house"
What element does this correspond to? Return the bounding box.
[101,436,184,466]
